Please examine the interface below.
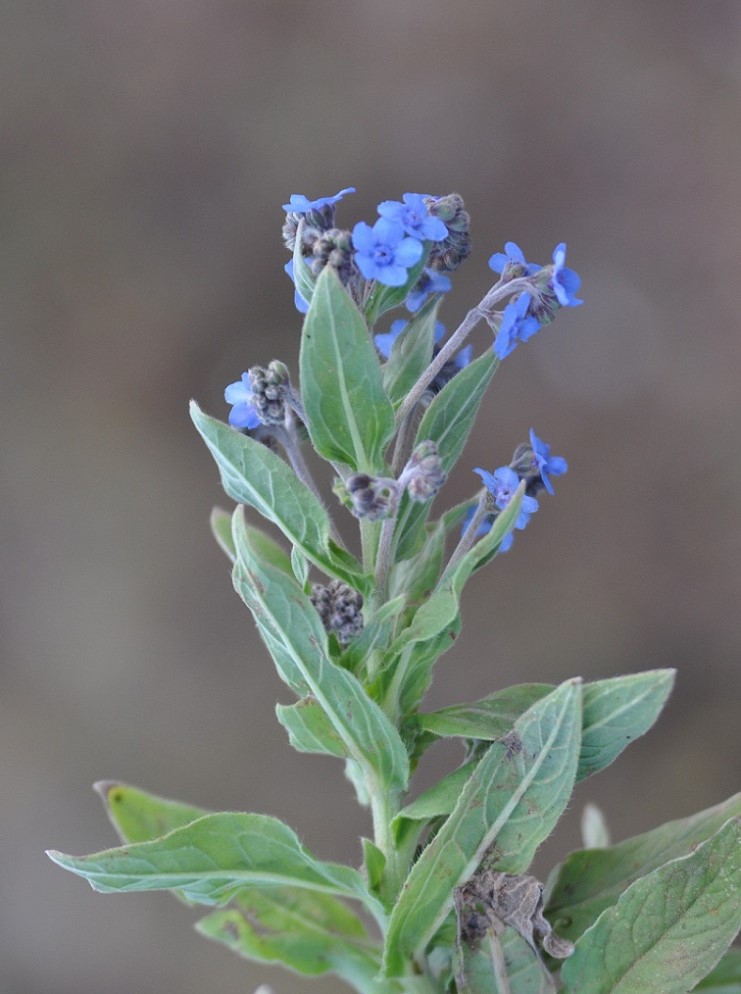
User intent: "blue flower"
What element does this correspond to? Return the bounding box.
[474,465,539,552]
[377,193,448,242]
[283,260,309,313]
[224,373,261,430]
[493,293,541,359]
[282,187,355,213]
[529,428,568,495]
[352,218,424,287]
[405,268,452,312]
[374,319,445,359]
[550,243,583,307]
[488,241,540,276]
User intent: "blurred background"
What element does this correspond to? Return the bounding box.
[2,2,740,991]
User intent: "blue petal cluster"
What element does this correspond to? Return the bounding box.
[550,243,583,308]
[493,293,541,359]
[529,428,568,495]
[374,319,445,359]
[488,241,540,276]
[352,218,424,287]
[282,187,355,213]
[473,465,539,553]
[224,373,261,430]
[377,193,448,242]
[283,260,310,314]
[405,268,452,312]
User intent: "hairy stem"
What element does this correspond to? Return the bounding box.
[441,489,489,579]
[395,276,532,427]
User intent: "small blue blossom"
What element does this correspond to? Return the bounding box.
[377,193,448,242]
[529,428,568,495]
[374,319,445,359]
[493,293,541,359]
[352,218,424,287]
[488,241,540,276]
[283,260,309,313]
[224,373,261,430]
[452,344,473,370]
[474,465,539,552]
[282,187,355,213]
[405,268,452,312]
[550,243,583,307]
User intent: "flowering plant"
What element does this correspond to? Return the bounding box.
[48,189,740,994]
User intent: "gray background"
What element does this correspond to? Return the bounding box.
[2,2,740,992]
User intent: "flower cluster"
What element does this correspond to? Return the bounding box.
[282,187,461,313]
[489,241,583,359]
[228,187,579,562]
[470,430,568,552]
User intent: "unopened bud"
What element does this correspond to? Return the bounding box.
[310,228,357,286]
[248,361,291,426]
[401,441,447,502]
[310,579,364,645]
[345,473,400,521]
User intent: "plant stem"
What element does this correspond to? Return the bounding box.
[373,516,397,609]
[394,276,532,428]
[441,488,489,579]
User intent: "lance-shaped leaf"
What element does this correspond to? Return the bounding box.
[196,887,386,993]
[693,948,741,993]
[190,401,368,594]
[560,818,741,994]
[233,508,409,794]
[47,812,380,915]
[414,670,675,782]
[210,507,236,561]
[546,793,741,945]
[94,781,209,844]
[394,482,524,651]
[338,594,406,680]
[299,266,395,473]
[414,349,497,473]
[454,928,555,994]
[383,680,582,976]
[276,697,346,758]
[382,297,440,408]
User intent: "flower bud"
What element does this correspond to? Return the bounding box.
[401,441,447,502]
[424,193,472,273]
[248,360,291,426]
[310,228,357,285]
[345,473,400,520]
[310,579,364,645]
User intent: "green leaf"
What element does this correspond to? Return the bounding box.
[414,349,497,473]
[394,482,524,651]
[276,697,347,758]
[454,928,555,994]
[291,545,309,586]
[383,680,582,975]
[389,517,447,608]
[299,266,395,472]
[694,948,741,993]
[233,507,409,794]
[581,802,611,849]
[415,684,552,740]
[560,818,741,994]
[382,297,440,407]
[414,669,675,782]
[196,887,385,992]
[578,669,675,780]
[292,228,317,308]
[545,794,741,946]
[339,594,407,680]
[210,507,236,561]
[47,811,380,914]
[190,401,368,594]
[362,838,387,896]
[94,781,209,844]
